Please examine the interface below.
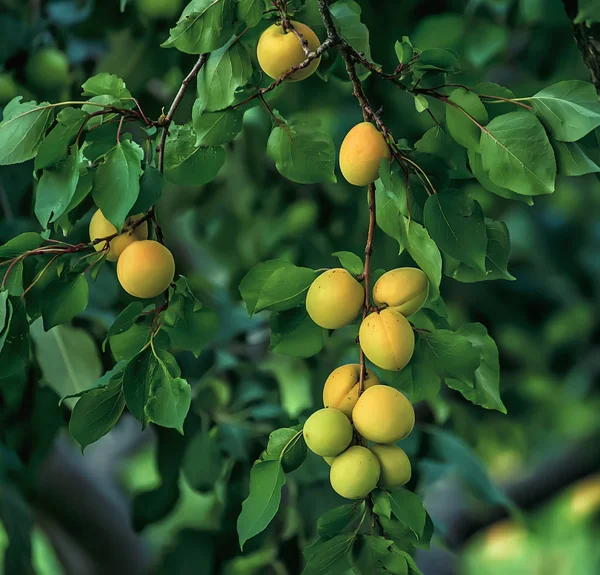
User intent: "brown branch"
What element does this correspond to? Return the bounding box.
[157,53,209,173]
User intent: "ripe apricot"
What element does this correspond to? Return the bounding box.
[373,267,429,317]
[330,446,381,499]
[359,309,414,371]
[322,364,379,418]
[257,21,321,81]
[339,122,390,186]
[370,444,412,488]
[306,268,364,329]
[89,209,148,262]
[303,408,353,457]
[117,240,175,299]
[352,386,415,443]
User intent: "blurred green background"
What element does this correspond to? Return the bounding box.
[1,0,600,573]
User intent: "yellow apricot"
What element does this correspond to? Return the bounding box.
[117,240,175,299]
[339,122,390,186]
[352,385,414,443]
[322,364,379,418]
[89,210,148,262]
[330,446,381,499]
[303,408,353,457]
[373,268,429,317]
[483,521,528,560]
[306,269,364,330]
[359,309,414,371]
[256,21,321,81]
[370,444,412,489]
[569,474,600,519]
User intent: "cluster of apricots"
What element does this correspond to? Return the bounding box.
[89,210,175,299]
[303,371,415,499]
[257,20,390,187]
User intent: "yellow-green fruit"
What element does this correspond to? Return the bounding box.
[322,364,379,418]
[569,475,600,519]
[306,269,364,329]
[373,268,429,317]
[359,309,415,371]
[370,444,412,488]
[352,386,414,443]
[26,48,70,91]
[323,456,337,466]
[89,210,148,262]
[303,408,353,457]
[339,122,390,186]
[330,446,381,499]
[117,240,175,299]
[0,73,18,106]
[256,21,321,81]
[136,0,182,19]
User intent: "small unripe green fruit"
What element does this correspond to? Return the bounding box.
[339,122,390,186]
[352,386,414,444]
[136,0,182,19]
[303,408,353,457]
[306,268,364,329]
[0,73,18,106]
[26,48,70,92]
[257,21,321,81]
[89,209,148,262]
[370,444,412,488]
[373,267,429,317]
[322,364,379,418]
[330,446,381,499]
[359,309,415,371]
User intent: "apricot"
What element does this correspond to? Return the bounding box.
[323,456,336,466]
[303,408,353,457]
[339,122,390,186]
[373,267,429,317]
[256,21,321,81]
[352,386,414,443]
[569,474,600,519]
[117,240,175,299]
[322,364,379,418]
[330,446,381,499]
[370,444,412,489]
[89,209,148,262]
[26,47,70,92]
[0,73,18,106]
[306,269,364,330]
[359,309,414,371]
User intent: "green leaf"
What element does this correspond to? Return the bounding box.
[354,535,398,575]
[530,81,600,142]
[415,126,471,179]
[123,346,154,426]
[302,534,355,575]
[165,306,219,357]
[575,0,600,23]
[424,189,487,272]
[388,490,427,540]
[69,376,125,451]
[236,0,266,27]
[30,321,103,403]
[0,299,30,378]
[553,140,600,176]
[445,88,488,150]
[267,118,337,184]
[163,124,225,186]
[269,307,325,358]
[131,166,164,213]
[421,329,480,384]
[261,355,312,418]
[239,259,316,315]
[41,275,89,330]
[479,111,556,196]
[35,145,83,228]
[371,489,392,519]
[195,37,253,114]
[413,48,460,75]
[105,301,145,343]
[237,459,286,549]
[193,108,244,146]
[395,37,414,65]
[0,232,44,259]
[81,73,132,99]
[162,0,235,54]
[35,107,86,170]
[262,427,306,472]
[0,292,13,354]
[317,502,366,539]
[109,322,169,362]
[375,171,408,251]
[446,323,506,413]
[93,138,144,230]
[0,98,54,165]
[183,430,223,491]
[332,251,363,276]
[445,219,515,282]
